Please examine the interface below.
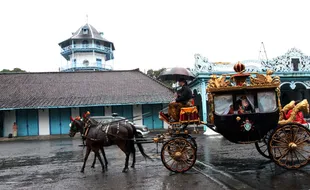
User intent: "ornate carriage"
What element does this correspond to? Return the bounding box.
[206,62,310,169]
[157,62,310,173]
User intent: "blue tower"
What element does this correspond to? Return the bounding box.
[59,23,115,72]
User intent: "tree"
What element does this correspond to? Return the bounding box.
[146,68,174,88]
[0,68,26,73]
[146,68,166,79]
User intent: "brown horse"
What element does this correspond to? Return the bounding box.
[69,116,152,173]
[69,116,108,171]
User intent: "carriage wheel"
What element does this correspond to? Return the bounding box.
[161,137,197,173]
[255,129,274,159]
[268,123,310,169]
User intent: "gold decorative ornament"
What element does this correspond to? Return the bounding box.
[236,116,241,121]
[250,70,280,86]
[279,100,295,120]
[208,74,231,88]
[278,99,310,125]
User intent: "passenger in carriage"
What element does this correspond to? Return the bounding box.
[228,104,234,114]
[237,96,254,114]
[167,78,193,122]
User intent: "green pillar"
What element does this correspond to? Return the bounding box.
[200,79,207,131]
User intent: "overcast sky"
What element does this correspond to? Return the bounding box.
[1,0,309,72]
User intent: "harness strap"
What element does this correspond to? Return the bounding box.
[84,127,90,137]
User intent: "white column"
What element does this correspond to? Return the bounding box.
[133,105,142,125]
[3,110,16,137]
[105,106,112,116]
[71,107,80,118]
[38,109,50,135]
[163,120,169,129]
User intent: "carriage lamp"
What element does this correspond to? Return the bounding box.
[184,130,188,134]
[175,130,180,134]
[153,137,159,143]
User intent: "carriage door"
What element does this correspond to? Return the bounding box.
[16,109,39,136]
[80,106,104,116]
[142,104,163,130]
[49,108,71,135]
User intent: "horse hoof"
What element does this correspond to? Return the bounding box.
[80,170,84,173]
[131,165,135,168]
[91,166,95,168]
[122,168,129,173]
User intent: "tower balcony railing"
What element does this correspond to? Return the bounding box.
[61,45,113,55]
[60,62,113,72]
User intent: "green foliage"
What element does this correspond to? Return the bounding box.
[0,68,26,73]
[146,68,174,88]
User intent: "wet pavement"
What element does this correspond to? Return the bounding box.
[0,134,222,190]
[0,133,309,190]
[196,134,310,190]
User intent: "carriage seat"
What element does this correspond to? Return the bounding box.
[179,106,200,123]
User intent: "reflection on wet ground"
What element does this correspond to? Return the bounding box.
[196,135,310,190]
[0,137,222,190]
[0,135,309,190]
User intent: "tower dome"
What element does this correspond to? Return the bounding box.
[59,23,115,72]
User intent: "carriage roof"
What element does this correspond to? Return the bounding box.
[206,62,281,94]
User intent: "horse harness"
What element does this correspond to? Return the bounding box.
[83,118,122,142]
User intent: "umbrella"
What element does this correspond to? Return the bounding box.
[158,67,195,81]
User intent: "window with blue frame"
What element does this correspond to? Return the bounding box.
[96,58,102,67]
[82,40,89,48]
[72,59,76,67]
[96,41,100,48]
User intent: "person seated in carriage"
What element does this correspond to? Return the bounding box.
[167,78,193,122]
[237,95,254,114]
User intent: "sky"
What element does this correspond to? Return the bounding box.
[1,0,310,72]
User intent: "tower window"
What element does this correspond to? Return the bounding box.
[82,27,89,34]
[96,58,102,67]
[83,60,89,66]
[96,41,100,48]
[82,40,89,48]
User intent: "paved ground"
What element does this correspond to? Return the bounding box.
[0,131,223,190]
[1,130,310,190]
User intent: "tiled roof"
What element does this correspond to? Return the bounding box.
[0,69,173,110]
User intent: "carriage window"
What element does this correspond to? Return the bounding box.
[236,94,255,114]
[257,92,277,113]
[214,95,233,115]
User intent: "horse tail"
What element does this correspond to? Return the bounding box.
[130,123,153,161]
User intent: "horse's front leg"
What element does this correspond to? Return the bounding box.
[95,151,105,173]
[91,153,96,168]
[81,146,91,173]
[100,147,108,168]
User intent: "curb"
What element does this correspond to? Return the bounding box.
[0,135,79,142]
